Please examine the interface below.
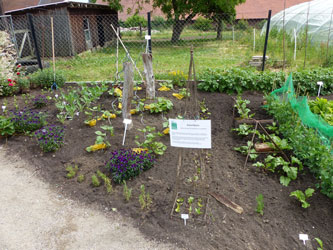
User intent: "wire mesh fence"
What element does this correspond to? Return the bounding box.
[1,11,333,82]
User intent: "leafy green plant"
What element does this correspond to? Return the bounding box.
[77,174,85,183]
[255,194,264,216]
[148,97,173,113]
[86,131,110,152]
[123,181,132,202]
[97,170,113,193]
[139,184,152,210]
[91,174,101,187]
[290,188,315,208]
[179,88,190,98]
[135,126,167,155]
[232,123,254,136]
[309,97,333,125]
[0,116,15,137]
[268,134,292,150]
[66,165,79,179]
[168,70,186,87]
[198,67,333,96]
[29,68,65,88]
[265,96,333,198]
[199,99,211,119]
[234,141,258,160]
[175,197,184,213]
[234,96,254,119]
[315,237,323,250]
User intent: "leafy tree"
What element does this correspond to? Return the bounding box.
[104,0,245,42]
[152,0,245,42]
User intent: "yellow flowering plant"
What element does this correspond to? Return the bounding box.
[168,70,187,87]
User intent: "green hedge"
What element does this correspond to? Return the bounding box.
[198,67,333,96]
[265,96,333,199]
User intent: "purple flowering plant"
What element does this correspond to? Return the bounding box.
[105,149,155,183]
[33,95,48,108]
[10,108,46,133]
[34,125,65,152]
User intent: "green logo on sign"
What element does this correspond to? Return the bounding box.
[171,122,177,130]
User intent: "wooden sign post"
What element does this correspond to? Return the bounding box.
[122,62,134,130]
[142,53,155,99]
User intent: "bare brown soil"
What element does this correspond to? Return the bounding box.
[1,86,332,250]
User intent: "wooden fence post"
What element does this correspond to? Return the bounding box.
[122,62,134,130]
[142,53,155,99]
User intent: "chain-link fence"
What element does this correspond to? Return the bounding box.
[1,11,333,81]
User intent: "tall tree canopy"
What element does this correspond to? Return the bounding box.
[104,0,246,42]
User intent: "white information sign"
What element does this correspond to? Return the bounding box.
[169,119,211,149]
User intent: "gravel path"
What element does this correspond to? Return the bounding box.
[0,145,176,250]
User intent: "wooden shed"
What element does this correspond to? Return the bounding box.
[5,1,118,57]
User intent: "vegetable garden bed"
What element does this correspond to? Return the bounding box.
[0,84,332,249]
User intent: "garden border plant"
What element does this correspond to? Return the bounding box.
[265,95,333,199]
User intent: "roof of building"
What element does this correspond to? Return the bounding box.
[235,0,310,19]
[5,1,112,14]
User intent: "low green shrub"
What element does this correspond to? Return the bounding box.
[265,96,333,199]
[198,67,333,96]
[29,68,65,88]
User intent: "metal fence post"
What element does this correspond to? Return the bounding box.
[147,12,152,54]
[262,10,272,71]
[27,13,43,70]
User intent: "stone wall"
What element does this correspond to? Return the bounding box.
[0,31,17,80]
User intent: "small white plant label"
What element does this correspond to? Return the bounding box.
[299,234,308,245]
[317,81,324,97]
[123,119,132,125]
[181,214,189,226]
[145,35,151,40]
[1,106,6,112]
[122,119,132,146]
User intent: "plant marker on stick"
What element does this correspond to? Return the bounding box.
[317,81,323,97]
[1,106,5,113]
[299,234,308,245]
[181,214,189,226]
[122,119,132,146]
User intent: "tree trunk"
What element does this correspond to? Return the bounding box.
[171,13,195,43]
[217,19,223,40]
[171,18,186,43]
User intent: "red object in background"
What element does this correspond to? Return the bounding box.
[17,72,20,75]
[7,79,12,82]
[8,83,14,87]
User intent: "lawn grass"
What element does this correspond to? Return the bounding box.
[54,28,331,82]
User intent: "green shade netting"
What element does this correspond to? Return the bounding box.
[271,73,333,144]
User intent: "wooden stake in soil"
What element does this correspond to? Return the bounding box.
[142,53,155,99]
[122,62,134,130]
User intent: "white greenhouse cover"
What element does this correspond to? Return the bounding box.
[262,0,333,43]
